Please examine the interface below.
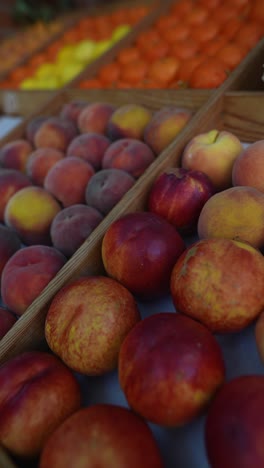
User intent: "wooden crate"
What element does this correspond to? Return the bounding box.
[0,88,264,468]
[0,87,263,365]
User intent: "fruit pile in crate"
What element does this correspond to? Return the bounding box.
[0,4,151,90]
[77,0,264,89]
[0,87,264,467]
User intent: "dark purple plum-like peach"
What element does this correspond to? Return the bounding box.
[0,223,21,285]
[0,306,17,339]
[50,204,103,257]
[85,168,135,215]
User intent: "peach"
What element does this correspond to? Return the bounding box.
[39,404,163,468]
[1,244,66,315]
[26,147,65,186]
[44,156,95,207]
[0,306,17,339]
[0,168,32,221]
[4,186,61,245]
[45,276,140,375]
[85,168,135,215]
[181,129,243,191]
[25,115,50,145]
[77,102,116,134]
[66,132,111,170]
[34,117,78,152]
[59,99,88,124]
[0,223,21,284]
[143,106,193,155]
[119,313,225,427]
[0,351,81,458]
[147,167,215,233]
[102,138,155,178]
[232,140,264,192]
[205,375,264,468]
[0,139,33,172]
[102,211,186,299]
[170,238,264,333]
[197,186,264,250]
[106,103,153,141]
[50,204,103,257]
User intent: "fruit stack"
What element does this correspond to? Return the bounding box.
[77,0,264,89]
[0,4,151,90]
[0,81,264,467]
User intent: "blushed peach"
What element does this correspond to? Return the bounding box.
[34,117,78,152]
[0,139,33,172]
[106,103,153,141]
[66,132,111,170]
[25,115,50,145]
[60,100,88,124]
[85,168,135,215]
[44,156,95,207]
[102,138,155,178]
[4,186,61,245]
[144,107,193,155]
[0,351,81,458]
[26,147,65,186]
[50,204,103,257]
[78,102,116,134]
[0,168,32,221]
[45,276,140,375]
[232,140,264,192]
[1,244,66,315]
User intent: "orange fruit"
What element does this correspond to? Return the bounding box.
[235,21,263,51]
[147,56,180,86]
[249,0,264,23]
[213,5,240,25]
[141,38,169,62]
[220,18,246,41]
[185,6,209,25]
[135,28,161,49]
[170,38,200,61]
[98,62,121,85]
[215,42,248,70]
[177,54,205,84]
[120,59,148,85]
[170,0,194,18]
[189,58,229,88]
[155,15,179,32]
[163,24,190,43]
[201,37,228,56]
[191,21,219,44]
[117,46,141,65]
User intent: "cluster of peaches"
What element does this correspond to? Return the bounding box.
[0,5,149,90]
[0,98,193,326]
[0,19,67,76]
[79,0,264,89]
[1,102,264,467]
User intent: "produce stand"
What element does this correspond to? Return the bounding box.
[0,1,264,467]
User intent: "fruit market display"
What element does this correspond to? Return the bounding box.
[78,0,264,89]
[1,88,264,467]
[0,5,150,90]
[0,98,192,316]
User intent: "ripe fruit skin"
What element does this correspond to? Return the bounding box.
[170,238,264,333]
[119,312,225,427]
[205,375,264,468]
[102,211,186,299]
